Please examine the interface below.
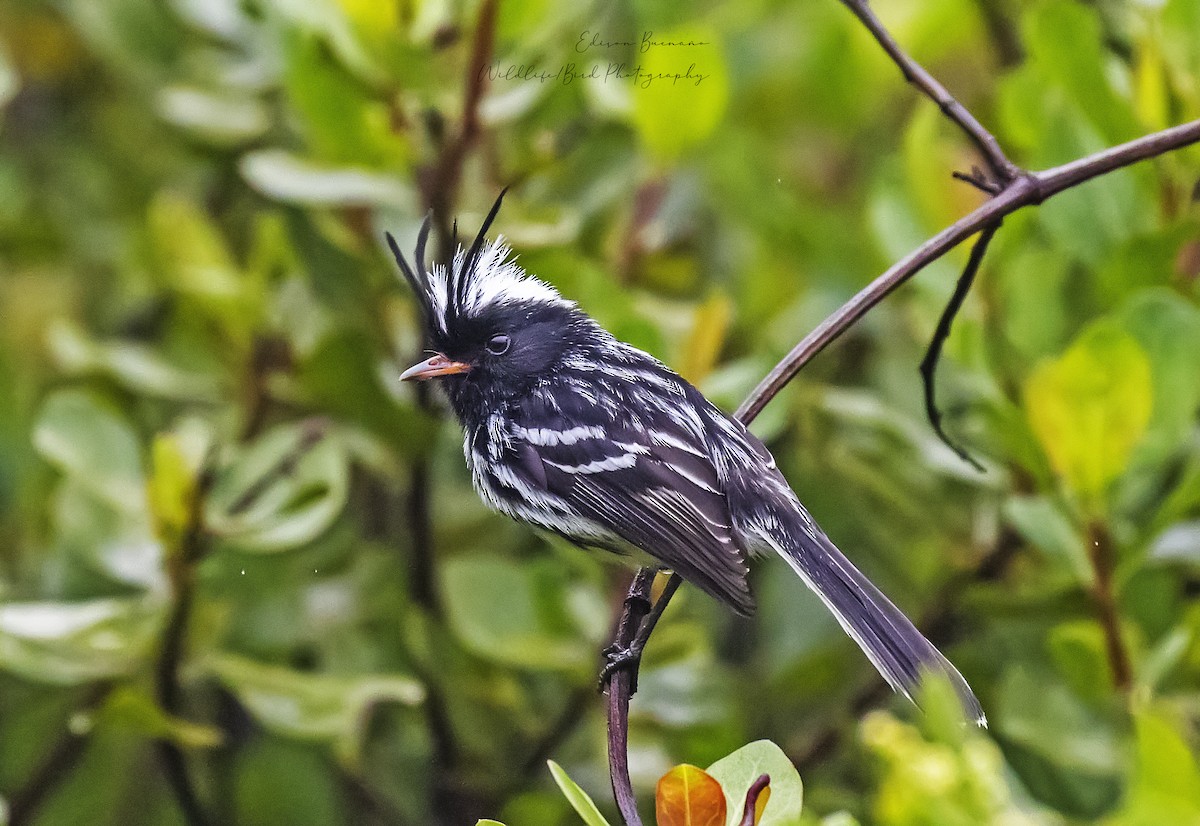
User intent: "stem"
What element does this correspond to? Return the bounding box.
[918,222,1000,471]
[1087,522,1132,693]
[738,775,772,826]
[155,462,217,826]
[606,569,656,826]
[7,683,112,826]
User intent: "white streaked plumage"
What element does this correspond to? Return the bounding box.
[426,237,570,333]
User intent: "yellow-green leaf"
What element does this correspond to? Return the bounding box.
[631,25,729,162]
[1025,321,1152,506]
[655,764,726,826]
[547,761,611,826]
[148,434,197,550]
[680,292,732,384]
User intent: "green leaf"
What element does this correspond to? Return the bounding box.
[47,320,223,402]
[1047,621,1113,704]
[207,423,349,553]
[240,149,414,208]
[1117,290,1200,468]
[1106,710,1200,824]
[1003,495,1092,584]
[0,597,165,685]
[0,38,18,119]
[33,389,146,516]
[1024,320,1153,507]
[707,740,803,826]
[546,760,612,826]
[205,652,423,765]
[156,85,269,146]
[995,669,1123,818]
[97,686,223,748]
[147,430,208,550]
[475,821,507,826]
[631,24,729,161]
[441,555,594,671]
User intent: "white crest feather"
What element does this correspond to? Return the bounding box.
[427,236,571,332]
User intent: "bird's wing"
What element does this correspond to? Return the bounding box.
[510,419,754,614]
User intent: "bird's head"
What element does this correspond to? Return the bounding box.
[388,191,593,405]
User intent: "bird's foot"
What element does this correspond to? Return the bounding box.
[598,641,644,694]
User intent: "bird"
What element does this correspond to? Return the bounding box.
[387,190,985,726]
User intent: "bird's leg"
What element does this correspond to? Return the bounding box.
[599,572,683,694]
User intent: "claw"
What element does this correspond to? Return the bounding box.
[598,642,644,694]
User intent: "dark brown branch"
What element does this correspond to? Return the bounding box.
[1086,523,1132,693]
[839,0,1018,184]
[8,683,113,826]
[918,222,999,471]
[736,118,1200,424]
[155,458,218,826]
[227,417,328,515]
[405,2,501,818]
[606,569,656,826]
[422,0,500,253]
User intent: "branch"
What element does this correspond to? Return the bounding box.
[404,0,500,816]
[606,569,657,826]
[917,222,999,471]
[839,0,1018,184]
[735,118,1200,424]
[1086,523,1132,693]
[7,683,113,826]
[155,457,218,826]
[422,0,500,253]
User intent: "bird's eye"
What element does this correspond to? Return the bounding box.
[486,334,510,355]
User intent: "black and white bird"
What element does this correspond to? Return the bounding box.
[388,192,984,725]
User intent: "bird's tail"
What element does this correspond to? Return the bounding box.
[761,511,985,726]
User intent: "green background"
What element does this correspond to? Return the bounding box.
[1,0,1200,823]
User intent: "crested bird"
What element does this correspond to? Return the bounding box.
[388,191,984,725]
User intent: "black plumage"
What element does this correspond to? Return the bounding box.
[389,193,984,725]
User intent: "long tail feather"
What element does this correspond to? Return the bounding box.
[763,516,985,726]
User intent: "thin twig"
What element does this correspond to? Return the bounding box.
[839,0,1018,184]
[227,417,328,516]
[738,774,772,826]
[918,222,999,471]
[735,118,1200,424]
[1087,523,1132,693]
[155,458,218,826]
[8,683,113,826]
[422,0,500,253]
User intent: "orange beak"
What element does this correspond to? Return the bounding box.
[400,353,473,381]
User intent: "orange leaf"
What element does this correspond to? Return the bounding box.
[655,764,727,826]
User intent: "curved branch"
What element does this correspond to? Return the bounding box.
[736,118,1200,424]
[839,0,1018,183]
[918,221,999,471]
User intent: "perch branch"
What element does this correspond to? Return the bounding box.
[735,118,1200,424]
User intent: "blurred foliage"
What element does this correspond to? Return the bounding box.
[1,0,1199,823]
